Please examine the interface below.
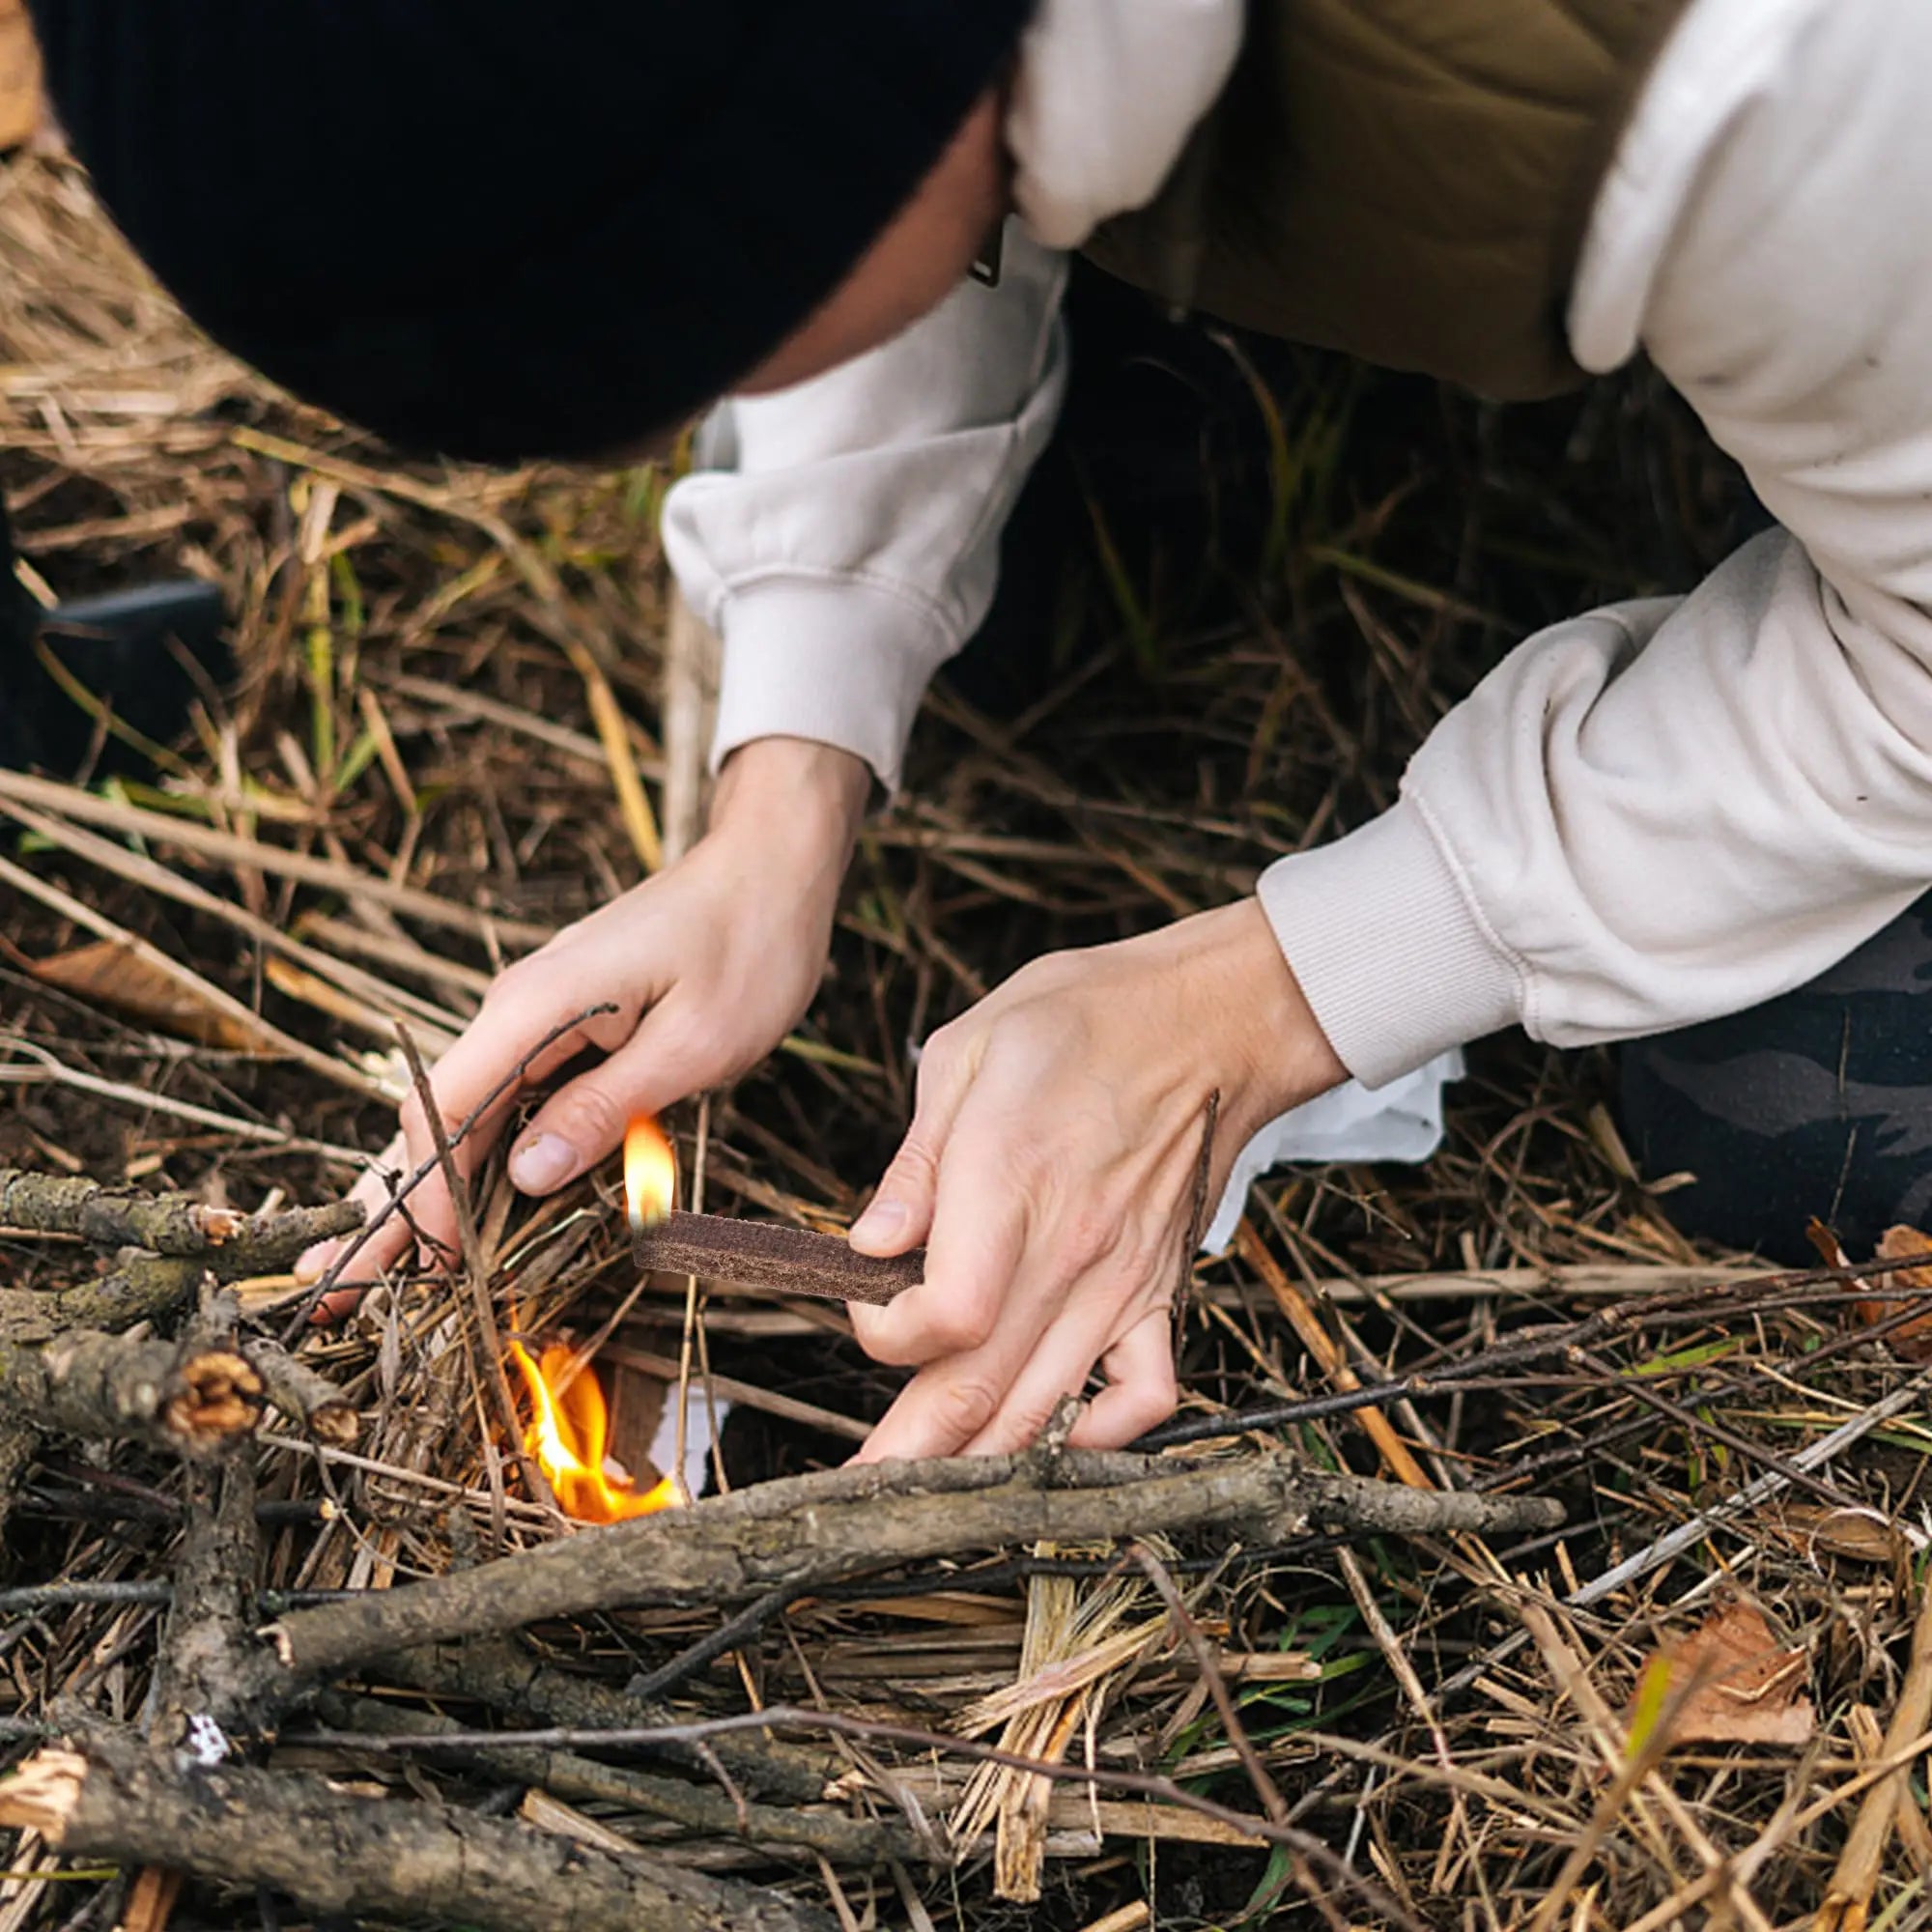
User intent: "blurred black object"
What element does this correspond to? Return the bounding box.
[0,496,230,777]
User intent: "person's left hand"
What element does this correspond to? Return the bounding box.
[846,898,1347,1460]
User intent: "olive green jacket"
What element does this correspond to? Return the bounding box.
[1086,0,1692,398]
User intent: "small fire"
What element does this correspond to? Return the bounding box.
[625,1112,677,1235]
[509,1338,678,1523]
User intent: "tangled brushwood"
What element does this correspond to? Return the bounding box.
[3,150,1932,1932]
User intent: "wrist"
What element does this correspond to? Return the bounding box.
[1209,898,1348,1132]
[708,736,871,854]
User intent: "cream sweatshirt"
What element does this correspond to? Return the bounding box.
[662,0,1932,1090]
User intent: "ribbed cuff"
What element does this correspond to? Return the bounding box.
[1256,800,1524,1090]
[710,575,951,793]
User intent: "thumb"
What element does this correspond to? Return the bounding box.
[505,1002,742,1196]
[849,1031,977,1256]
[848,1131,941,1257]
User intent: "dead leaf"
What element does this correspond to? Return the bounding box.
[29,939,275,1052]
[1809,1218,1932,1360]
[1811,1218,1932,1363]
[1637,1599,1815,1747]
[1770,1504,1910,1568]
[1868,1227,1932,1361]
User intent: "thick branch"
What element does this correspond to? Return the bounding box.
[0,1255,204,1342]
[0,1329,261,1451]
[154,1457,260,1748]
[0,1169,361,1276]
[0,1731,832,1932]
[268,1450,1560,1692]
[632,1211,921,1306]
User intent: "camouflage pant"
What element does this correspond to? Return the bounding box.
[1619,891,1932,1264]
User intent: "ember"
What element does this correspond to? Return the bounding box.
[625,1111,677,1233]
[509,1338,678,1523]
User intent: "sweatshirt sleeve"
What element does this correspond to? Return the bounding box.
[659,227,1068,793]
[1258,0,1932,1088]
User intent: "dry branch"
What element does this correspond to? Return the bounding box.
[264,1450,1559,1698]
[240,1334,358,1446]
[632,1210,923,1305]
[0,1328,261,1451]
[317,1690,921,1865]
[0,1730,834,1932]
[0,1264,202,1343]
[378,1638,841,1804]
[0,1169,362,1275]
[153,1455,261,1755]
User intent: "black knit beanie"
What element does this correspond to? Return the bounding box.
[31,2,1033,464]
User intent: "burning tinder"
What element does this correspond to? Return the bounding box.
[509,1338,677,1523]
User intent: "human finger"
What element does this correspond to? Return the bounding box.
[847,1024,979,1260]
[505,991,754,1197]
[847,1104,1027,1369]
[956,1296,1119,1456]
[1066,1305,1180,1449]
[296,1137,410,1314]
[382,969,642,1247]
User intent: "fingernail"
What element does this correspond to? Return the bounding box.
[851,1197,908,1247]
[294,1240,338,1285]
[510,1133,578,1193]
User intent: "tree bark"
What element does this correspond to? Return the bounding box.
[0,1328,260,1451]
[631,1210,920,1306]
[0,1169,361,1274]
[240,1334,357,1445]
[0,1731,833,1932]
[266,1450,1561,1694]
[316,1690,917,1865]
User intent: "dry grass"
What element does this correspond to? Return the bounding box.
[2,149,1930,1932]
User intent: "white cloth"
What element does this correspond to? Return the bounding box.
[665,0,1932,1091]
[1202,1051,1464,1254]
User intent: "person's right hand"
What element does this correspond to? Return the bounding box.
[297,736,871,1311]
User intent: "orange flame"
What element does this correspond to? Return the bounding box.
[625,1112,677,1233]
[508,1338,678,1523]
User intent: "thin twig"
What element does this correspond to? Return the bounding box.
[282,1002,620,1336]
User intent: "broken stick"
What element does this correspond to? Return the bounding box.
[0,1328,261,1451]
[0,1730,833,1932]
[241,1333,358,1446]
[632,1210,921,1305]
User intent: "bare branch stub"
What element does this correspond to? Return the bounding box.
[241,1333,359,1446]
[0,1329,262,1453]
[0,1727,835,1932]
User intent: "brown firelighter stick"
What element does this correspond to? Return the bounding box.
[631,1211,922,1306]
